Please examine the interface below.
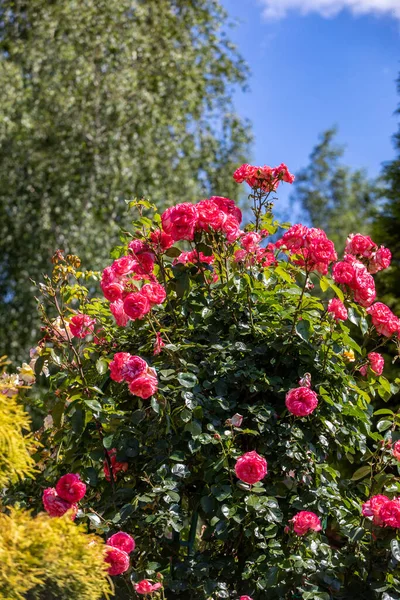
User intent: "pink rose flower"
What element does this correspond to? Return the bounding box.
[352,264,376,307]
[107,532,135,554]
[327,298,348,321]
[363,352,384,376]
[368,246,391,274]
[362,494,389,526]
[104,546,130,576]
[210,195,242,224]
[149,229,174,252]
[234,450,267,484]
[128,239,150,255]
[42,488,78,520]
[110,300,130,327]
[332,260,355,285]
[272,162,295,184]
[226,413,243,427]
[195,199,226,232]
[345,233,376,258]
[111,255,136,277]
[104,448,128,482]
[222,214,241,242]
[241,232,262,252]
[123,292,151,320]
[55,473,86,503]
[285,387,318,417]
[141,283,166,306]
[393,441,400,461]
[69,314,96,338]
[109,353,147,383]
[367,302,400,337]
[290,511,322,536]
[134,580,162,595]
[379,498,400,528]
[240,597,254,600]
[128,368,158,399]
[161,203,197,241]
[173,250,214,266]
[134,252,155,276]
[101,281,124,302]
[276,224,308,251]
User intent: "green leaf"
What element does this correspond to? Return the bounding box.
[96,358,108,375]
[84,399,102,412]
[211,485,232,501]
[351,466,370,481]
[275,266,293,284]
[319,276,329,292]
[391,539,400,562]
[377,419,392,432]
[177,372,198,388]
[295,320,311,342]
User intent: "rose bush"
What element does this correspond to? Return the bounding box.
[7,163,400,599]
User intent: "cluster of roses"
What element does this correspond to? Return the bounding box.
[100,241,167,327]
[234,451,321,537]
[43,473,86,520]
[332,233,392,309]
[233,162,295,191]
[41,475,162,593]
[109,352,158,399]
[362,494,400,529]
[275,224,337,275]
[234,230,276,269]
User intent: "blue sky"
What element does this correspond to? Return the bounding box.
[221,0,399,217]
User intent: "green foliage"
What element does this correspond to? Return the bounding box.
[0,508,112,600]
[14,194,400,599]
[291,128,378,253]
[373,73,400,315]
[0,391,37,488]
[0,0,251,362]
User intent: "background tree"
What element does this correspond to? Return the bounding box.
[0,0,251,362]
[291,128,377,252]
[373,72,400,314]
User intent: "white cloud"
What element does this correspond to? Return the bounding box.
[259,0,400,20]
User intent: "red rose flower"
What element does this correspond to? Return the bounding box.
[379,499,400,528]
[285,387,318,417]
[367,302,400,337]
[362,494,390,526]
[161,203,197,241]
[55,473,86,503]
[42,488,78,520]
[110,300,130,327]
[141,282,166,305]
[109,352,147,383]
[107,532,135,554]
[128,368,158,399]
[234,450,267,484]
[134,580,162,594]
[290,511,321,536]
[123,292,151,320]
[69,314,95,338]
[209,195,242,224]
[104,546,130,576]
[328,298,348,321]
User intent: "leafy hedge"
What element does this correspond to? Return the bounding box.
[9,164,400,599]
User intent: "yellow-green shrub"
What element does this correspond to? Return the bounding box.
[0,508,113,600]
